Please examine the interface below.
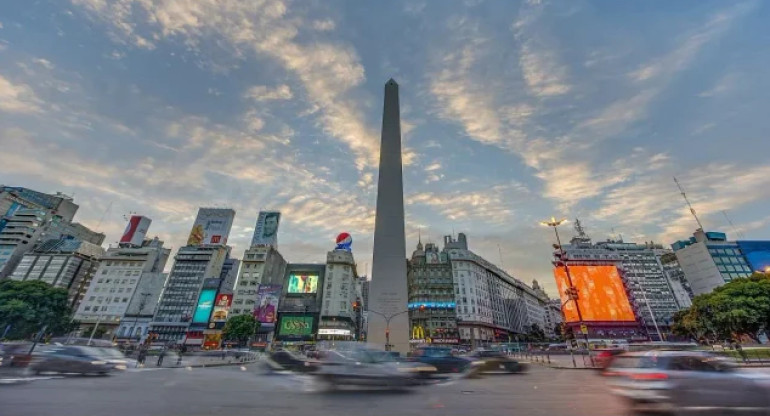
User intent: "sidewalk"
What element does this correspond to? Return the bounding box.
[130,351,259,369]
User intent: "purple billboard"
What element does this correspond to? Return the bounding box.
[254,284,282,324]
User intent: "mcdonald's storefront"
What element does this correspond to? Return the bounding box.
[410,325,459,347]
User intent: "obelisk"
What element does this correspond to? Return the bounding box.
[367,79,410,353]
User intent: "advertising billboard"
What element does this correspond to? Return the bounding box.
[287,273,318,294]
[335,232,352,251]
[187,208,235,246]
[278,315,314,337]
[211,293,232,322]
[251,211,281,247]
[254,284,281,324]
[192,289,217,324]
[553,265,635,323]
[120,215,151,246]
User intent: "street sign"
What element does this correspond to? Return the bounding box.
[580,324,588,335]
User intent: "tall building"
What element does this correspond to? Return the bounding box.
[149,208,234,344]
[443,233,545,346]
[543,299,564,339]
[274,263,326,346]
[672,230,757,296]
[318,237,360,341]
[0,186,78,233]
[10,236,105,310]
[74,234,170,339]
[554,221,684,341]
[368,79,410,353]
[407,240,459,346]
[659,252,693,309]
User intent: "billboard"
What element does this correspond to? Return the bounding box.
[192,289,217,323]
[187,208,235,246]
[335,232,352,251]
[287,273,318,294]
[211,293,232,322]
[251,211,281,247]
[120,215,151,246]
[553,265,636,323]
[254,284,281,324]
[278,315,314,337]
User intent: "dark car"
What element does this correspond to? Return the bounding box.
[264,350,320,373]
[28,346,123,375]
[314,348,436,389]
[466,349,527,373]
[409,346,473,374]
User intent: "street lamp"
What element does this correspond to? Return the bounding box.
[539,217,592,356]
[367,309,409,351]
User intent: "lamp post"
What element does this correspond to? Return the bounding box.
[540,217,593,360]
[367,309,409,351]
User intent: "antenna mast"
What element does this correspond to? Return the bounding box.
[722,210,745,239]
[674,177,704,230]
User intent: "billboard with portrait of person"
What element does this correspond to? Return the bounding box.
[254,285,281,324]
[251,211,281,247]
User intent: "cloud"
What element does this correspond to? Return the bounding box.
[424,162,441,172]
[407,182,528,224]
[0,74,43,113]
[312,19,335,31]
[32,58,55,70]
[244,84,293,101]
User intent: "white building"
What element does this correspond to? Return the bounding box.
[319,249,360,340]
[230,245,287,316]
[672,230,753,296]
[544,299,564,339]
[74,237,170,339]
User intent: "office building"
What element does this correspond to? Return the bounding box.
[114,272,169,343]
[274,263,326,346]
[318,242,360,341]
[544,299,563,339]
[74,230,170,340]
[672,230,755,296]
[149,207,234,344]
[10,236,105,310]
[0,186,78,233]
[659,252,693,309]
[408,240,459,346]
[189,263,238,349]
[231,247,287,316]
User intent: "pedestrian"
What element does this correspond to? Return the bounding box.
[157,347,166,367]
[734,341,748,363]
[137,346,147,367]
[176,345,186,366]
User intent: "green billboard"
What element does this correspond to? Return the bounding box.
[278,316,314,337]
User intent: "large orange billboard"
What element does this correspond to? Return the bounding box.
[553,265,635,323]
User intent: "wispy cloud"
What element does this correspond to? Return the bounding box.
[244,84,293,101]
[0,73,42,113]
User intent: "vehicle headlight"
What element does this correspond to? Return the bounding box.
[90,360,107,365]
[471,361,484,366]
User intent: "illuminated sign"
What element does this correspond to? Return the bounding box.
[411,325,426,339]
[318,328,351,336]
[407,302,456,309]
[553,265,636,323]
[335,232,352,251]
[287,273,318,294]
[254,285,281,324]
[192,289,217,324]
[278,316,314,337]
[211,294,232,322]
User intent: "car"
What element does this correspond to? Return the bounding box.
[408,346,474,374]
[604,350,770,415]
[264,350,320,373]
[314,348,437,388]
[466,349,527,374]
[592,348,626,369]
[28,346,125,375]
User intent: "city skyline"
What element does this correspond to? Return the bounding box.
[3,1,770,296]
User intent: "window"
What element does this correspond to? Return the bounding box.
[84,306,91,311]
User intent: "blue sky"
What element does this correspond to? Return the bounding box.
[2,0,770,296]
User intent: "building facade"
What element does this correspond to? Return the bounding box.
[230,245,287,316]
[0,186,78,234]
[407,241,459,346]
[672,230,754,296]
[544,299,564,339]
[318,249,360,341]
[659,252,693,309]
[274,263,326,347]
[74,236,170,339]
[10,236,105,310]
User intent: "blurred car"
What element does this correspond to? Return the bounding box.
[466,349,527,373]
[315,348,436,388]
[604,350,770,415]
[593,348,626,369]
[409,346,474,374]
[264,350,320,373]
[28,345,125,375]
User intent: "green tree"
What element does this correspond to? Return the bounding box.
[0,280,74,340]
[222,314,260,347]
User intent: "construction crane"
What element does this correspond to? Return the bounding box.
[674,177,704,231]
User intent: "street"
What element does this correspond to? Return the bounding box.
[0,364,626,416]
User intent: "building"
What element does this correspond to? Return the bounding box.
[735,241,770,274]
[544,299,564,339]
[407,240,459,346]
[274,263,326,347]
[672,230,755,296]
[114,272,168,343]
[318,243,360,341]
[74,232,170,340]
[149,207,234,344]
[659,252,693,309]
[360,278,370,311]
[0,186,78,233]
[231,248,287,316]
[368,79,410,353]
[189,265,238,349]
[10,236,105,310]
[0,199,103,279]
[443,233,545,347]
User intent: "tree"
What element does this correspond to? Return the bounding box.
[222,314,260,347]
[0,280,74,340]
[672,273,770,343]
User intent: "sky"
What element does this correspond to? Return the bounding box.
[2,0,770,297]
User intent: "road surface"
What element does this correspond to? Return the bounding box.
[0,363,626,416]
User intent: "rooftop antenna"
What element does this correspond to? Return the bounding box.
[574,218,587,238]
[497,244,505,269]
[722,210,745,239]
[94,201,113,232]
[674,177,704,230]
